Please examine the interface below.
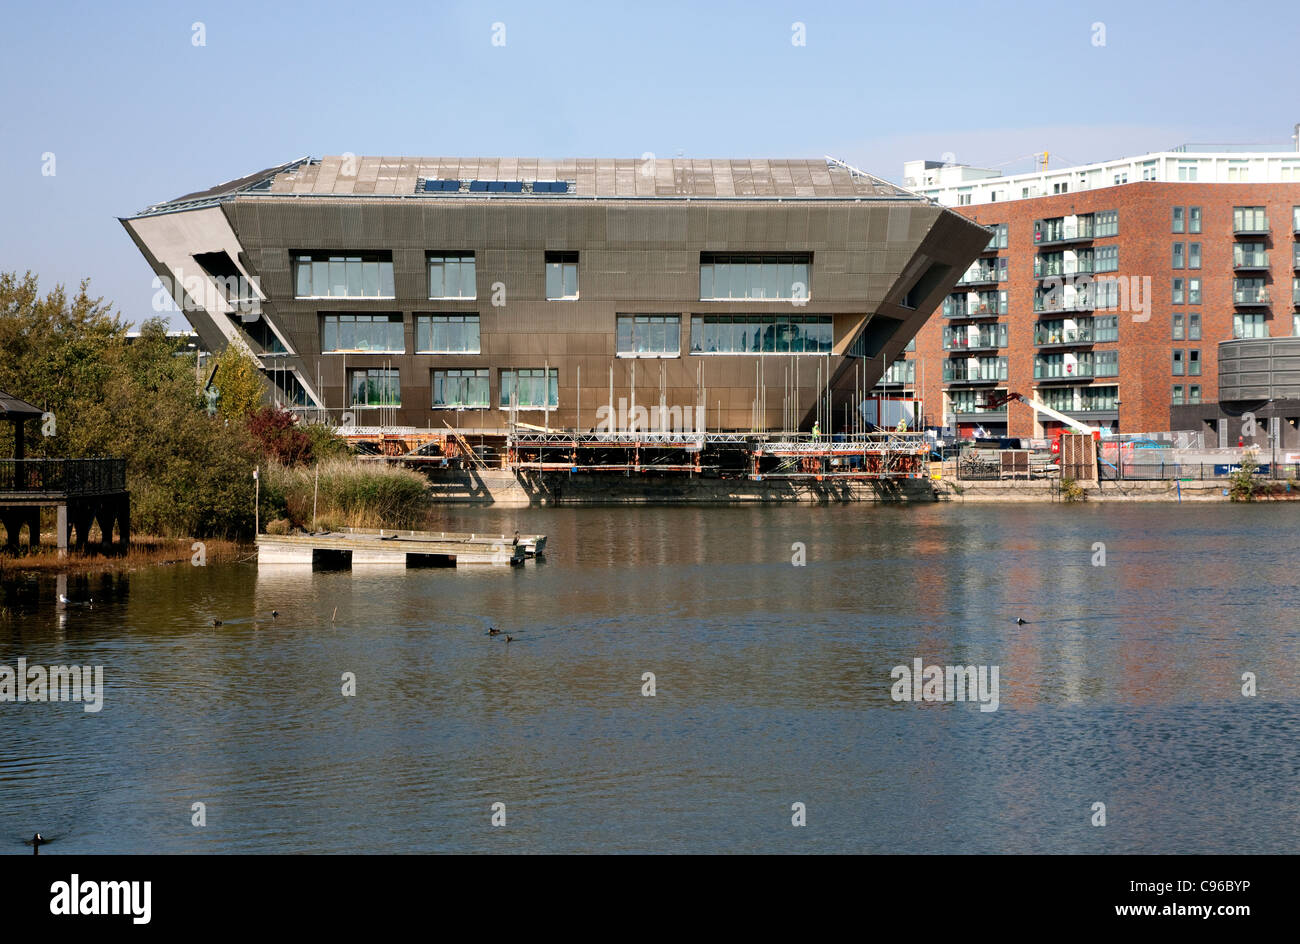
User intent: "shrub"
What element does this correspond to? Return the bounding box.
[248,407,313,466]
[1229,455,1261,502]
[1060,477,1087,502]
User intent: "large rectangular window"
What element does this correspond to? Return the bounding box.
[500,368,558,409]
[1172,207,1185,233]
[1188,242,1201,269]
[1173,312,1185,340]
[985,223,1008,250]
[1093,314,1119,342]
[349,368,400,407]
[1095,350,1119,377]
[1188,278,1201,304]
[1172,350,1184,376]
[699,254,812,300]
[1189,312,1201,340]
[1188,349,1201,376]
[1189,206,1202,233]
[416,314,480,353]
[1172,242,1185,269]
[1095,245,1119,272]
[545,252,579,300]
[433,369,489,408]
[294,252,394,298]
[428,253,476,299]
[1172,278,1184,304]
[690,315,832,354]
[1094,210,1119,237]
[617,314,680,356]
[322,313,404,353]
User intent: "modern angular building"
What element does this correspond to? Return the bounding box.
[122,157,987,433]
[883,142,1300,442]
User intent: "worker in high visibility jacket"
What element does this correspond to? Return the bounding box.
[812,421,821,441]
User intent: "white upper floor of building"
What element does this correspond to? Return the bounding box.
[903,144,1300,208]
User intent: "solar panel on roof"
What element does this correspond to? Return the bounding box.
[503,181,523,193]
[468,180,489,192]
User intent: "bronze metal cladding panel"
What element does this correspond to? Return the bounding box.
[215,195,986,431]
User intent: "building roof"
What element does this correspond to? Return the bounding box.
[131,156,920,216]
[0,389,43,421]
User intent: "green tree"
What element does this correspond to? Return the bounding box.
[212,343,265,421]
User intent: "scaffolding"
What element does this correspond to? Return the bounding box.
[504,427,930,480]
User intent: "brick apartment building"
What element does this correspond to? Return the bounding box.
[877,144,1300,442]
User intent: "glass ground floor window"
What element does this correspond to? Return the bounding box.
[432,369,489,408]
[349,368,400,407]
[500,368,558,409]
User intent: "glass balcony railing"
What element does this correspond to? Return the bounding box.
[1033,220,1095,245]
[1035,325,1094,345]
[944,331,1007,351]
[1034,362,1095,381]
[1233,251,1270,269]
[1034,292,1095,313]
[958,267,1003,285]
[943,360,1008,383]
[1232,215,1270,234]
[1034,258,1095,279]
[1232,285,1270,305]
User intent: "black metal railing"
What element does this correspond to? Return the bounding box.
[0,458,127,495]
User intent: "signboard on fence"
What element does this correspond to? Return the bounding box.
[1214,463,1270,476]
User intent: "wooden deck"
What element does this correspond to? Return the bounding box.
[256,527,546,568]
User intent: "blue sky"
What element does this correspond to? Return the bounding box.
[1,0,1297,326]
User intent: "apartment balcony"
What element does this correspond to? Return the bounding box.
[956,270,1004,288]
[1034,327,1094,348]
[1033,224,1094,247]
[943,364,1007,385]
[1033,261,1095,281]
[1232,218,1270,236]
[1034,294,1095,314]
[1232,286,1271,306]
[1233,251,1270,271]
[944,338,1005,353]
[1034,365,1096,382]
[943,301,1002,319]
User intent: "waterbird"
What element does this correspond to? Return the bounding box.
[212,618,223,627]
[505,635,514,643]
[28,833,46,855]
[57,594,92,607]
[1015,617,1028,625]
[271,610,279,618]
[487,627,501,636]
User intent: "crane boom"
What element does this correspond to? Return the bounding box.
[981,391,1099,435]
